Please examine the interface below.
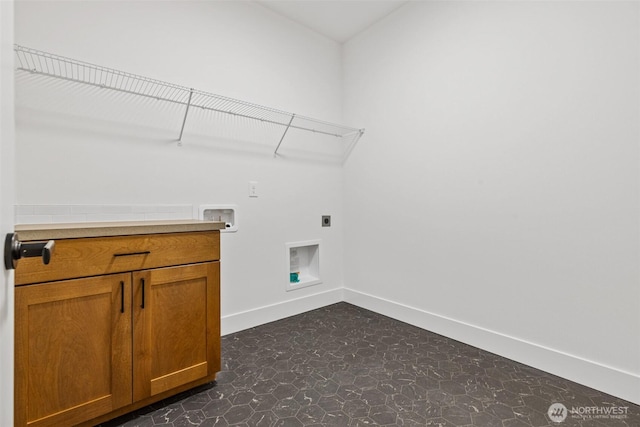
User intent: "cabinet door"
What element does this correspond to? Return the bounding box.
[15,274,132,427]
[133,262,220,401]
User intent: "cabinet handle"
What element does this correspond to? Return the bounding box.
[113,251,151,257]
[141,278,145,309]
[120,281,125,313]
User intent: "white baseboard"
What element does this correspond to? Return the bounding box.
[343,288,640,405]
[221,288,343,336]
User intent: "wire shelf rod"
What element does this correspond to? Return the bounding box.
[17,69,192,109]
[16,73,351,137]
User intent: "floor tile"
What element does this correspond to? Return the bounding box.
[100,303,640,426]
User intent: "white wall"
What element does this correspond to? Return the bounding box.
[343,1,640,403]
[14,0,345,333]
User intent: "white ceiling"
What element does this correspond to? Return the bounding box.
[256,0,409,43]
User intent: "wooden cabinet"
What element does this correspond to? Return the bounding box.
[132,262,220,401]
[15,274,133,427]
[14,230,220,427]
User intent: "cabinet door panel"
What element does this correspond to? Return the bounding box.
[133,262,219,401]
[15,274,132,427]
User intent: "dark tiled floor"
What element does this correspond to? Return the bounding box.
[101,302,639,426]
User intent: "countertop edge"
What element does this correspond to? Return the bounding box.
[15,220,225,240]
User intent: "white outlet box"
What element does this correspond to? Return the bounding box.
[198,204,238,232]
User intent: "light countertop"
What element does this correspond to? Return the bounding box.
[15,220,225,240]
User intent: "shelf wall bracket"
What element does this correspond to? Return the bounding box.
[341,128,365,164]
[177,88,194,145]
[273,114,295,158]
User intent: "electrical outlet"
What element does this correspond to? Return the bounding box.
[322,215,331,227]
[249,181,258,198]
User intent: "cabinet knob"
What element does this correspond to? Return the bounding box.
[4,233,56,270]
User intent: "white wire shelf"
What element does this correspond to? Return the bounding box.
[14,44,364,158]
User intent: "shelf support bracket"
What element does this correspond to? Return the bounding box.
[178,88,194,145]
[274,114,295,157]
[342,128,365,164]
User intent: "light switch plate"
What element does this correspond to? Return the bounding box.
[322,215,331,227]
